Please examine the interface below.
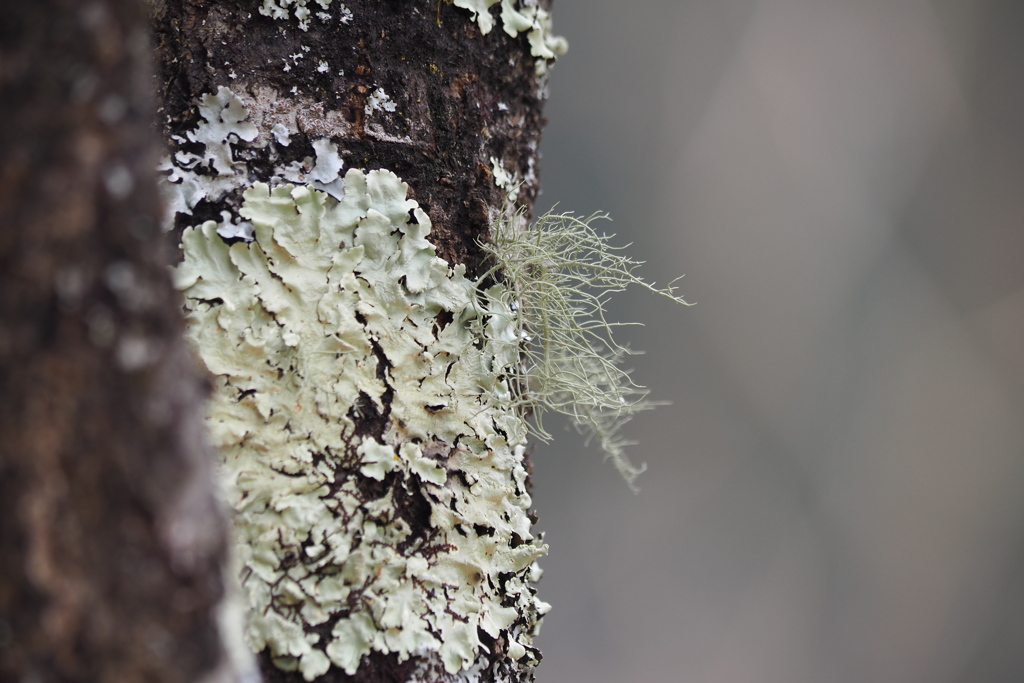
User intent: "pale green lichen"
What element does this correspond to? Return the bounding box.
[453,0,568,59]
[176,169,548,680]
[480,210,690,489]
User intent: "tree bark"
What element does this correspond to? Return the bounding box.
[152,0,555,276]
[150,2,562,682]
[0,2,234,682]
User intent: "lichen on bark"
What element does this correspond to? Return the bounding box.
[176,170,548,681]
[151,1,564,681]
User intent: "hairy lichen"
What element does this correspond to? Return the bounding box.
[480,210,690,489]
[176,169,548,680]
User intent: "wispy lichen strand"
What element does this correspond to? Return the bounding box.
[480,211,690,489]
[176,169,548,680]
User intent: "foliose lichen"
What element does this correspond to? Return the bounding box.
[159,86,349,233]
[175,169,549,680]
[489,156,520,203]
[158,87,256,229]
[453,0,567,61]
[163,3,573,673]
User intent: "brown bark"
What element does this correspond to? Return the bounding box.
[150,0,551,278]
[0,2,231,682]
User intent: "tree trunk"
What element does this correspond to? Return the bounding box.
[150,2,564,682]
[0,2,235,682]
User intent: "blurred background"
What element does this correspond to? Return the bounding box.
[529,1,1024,681]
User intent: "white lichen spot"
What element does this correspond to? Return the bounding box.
[364,87,397,116]
[363,124,414,146]
[489,156,519,202]
[260,0,334,31]
[316,60,329,74]
[308,138,345,199]
[176,169,547,679]
[215,210,256,242]
[189,87,258,175]
[452,0,500,35]
[259,0,288,20]
[271,122,292,146]
[453,0,567,60]
[158,87,260,230]
[276,159,311,186]
[157,84,353,265]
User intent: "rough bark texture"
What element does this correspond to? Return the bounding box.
[151,0,550,277]
[149,2,558,682]
[0,2,232,682]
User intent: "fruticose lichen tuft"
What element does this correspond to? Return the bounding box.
[176,169,548,680]
[480,210,690,489]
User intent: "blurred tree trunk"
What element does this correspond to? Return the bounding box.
[0,1,234,683]
[150,1,559,682]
